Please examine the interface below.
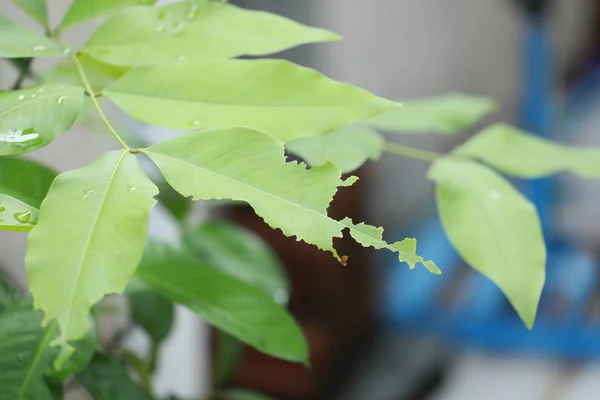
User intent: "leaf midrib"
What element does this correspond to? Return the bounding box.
[0,87,73,120]
[17,321,57,400]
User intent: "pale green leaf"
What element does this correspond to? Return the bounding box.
[143,128,435,271]
[0,157,56,209]
[219,390,275,400]
[287,124,384,173]
[0,194,38,232]
[83,0,339,66]
[0,85,84,155]
[39,54,128,93]
[12,0,48,27]
[368,93,497,134]
[0,17,63,58]
[0,299,97,400]
[61,0,157,29]
[77,353,149,400]
[26,150,158,359]
[105,59,396,142]
[136,241,309,364]
[184,221,289,302]
[428,157,546,328]
[126,280,174,343]
[455,123,600,178]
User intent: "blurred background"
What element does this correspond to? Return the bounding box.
[4,0,600,399]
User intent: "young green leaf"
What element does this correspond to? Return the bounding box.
[287,124,385,173]
[0,17,63,58]
[368,93,497,134]
[61,0,157,29]
[0,194,39,232]
[455,123,600,178]
[26,150,158,361]
[83,0,339,66]
[76,353,150,400]
[0,85,84,156]
[104,59,396,142]
[12,0,48,27]
[184,221,289,302]
[0,158,56,209]
[136,241,309,364]
[428,157,546,328]
[0,300,97,400]
[39,54,128,93]
[143,128,435,271]
[126,280,174,343]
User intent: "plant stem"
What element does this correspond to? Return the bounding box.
[71,53,130,150]
[123,350,155,398]
[383,141,443,162]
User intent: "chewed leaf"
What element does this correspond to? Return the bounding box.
[0,194,39,232]
[341,218,440,274]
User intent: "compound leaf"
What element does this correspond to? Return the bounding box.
[0,157,56,209]
[455,123,600,178]
[369,93,497,134]
[83,0,338,66]
[136,242,308,364]
[26,150,158,362]
[0,17,63,58]
[429,157,546,328]
[0,85,83,156]
[105,59,396,142]
[61,0,157,29]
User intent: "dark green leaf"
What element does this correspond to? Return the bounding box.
[0,17,63,58]
[0,157,56,209]
[219,389,276,400]
[136,242,309,364]
[214,332,244,388]
[155,179,191,224]
[83,0,338,66]
[428,157,546,328]
[105,59,396,142]
[184,221,289,302]
[0,85,84,155]
[0,275,20,315]
[126,280,174,343]
[77,353,150,400]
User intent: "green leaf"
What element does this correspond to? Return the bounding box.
[143,128,435,271]
[219,389,276,400]
[26,150,158,361]
[12,0,48,27]
[105,59,396,142]
[61,0,157,29]
[83,0,339,66]
[0,299,97,400]
[155,179,191,224]
[0,157,56,209]
[455,123,600,178]
[214,332,244,388]
[368,93,497,134]
[428,157,546,328]
[136,242,308,364]
[0,276,20,315]
[76,353,149,400]
[126,280,174,343]
[287,124,384,173]
[184,221,289,302]
[39,54,128,93]
[0,85,84,156]
[0,194,38,232]
[0,17,63,58]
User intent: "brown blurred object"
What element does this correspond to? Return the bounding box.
[218,174,374,400]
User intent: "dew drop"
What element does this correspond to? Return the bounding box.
[14,211,31,224]
[36,87,44,93]
[172,21,186,31]
[187,4,199,19]
[18,95,25,100]
[31,94,36,99]
[156,25,165,32]
[127,184,137,192]
[32,45,46,51]
[81,189,94,200]
[0,217,3,223]
[177,55,186,61]
[57,96,67,105]
[158,11,169,20]
[63,48,72,56]
[490,190,501,200]
[189,118,201,127]
[0,129,39,144]
[0,205,5,212]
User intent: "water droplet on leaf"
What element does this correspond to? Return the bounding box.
[32,45,46,51]
[14,211,31,224]
[57,96,66,105]
[0,205,5,212]
[156,25,165,32]
[18,95,25,100]
[490,190,501,200]
[81,189,94,200]
[0,129,40,144]
[127,184,137,192]
[190,118,201,126]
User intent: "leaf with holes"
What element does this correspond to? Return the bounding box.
[136,241,308,364]
[368,93,497,134]
[26,150,158,363]
[0,158,56,209]
[429,157,546,328]
[143,128,435,271]
[0,194,38,232]
[0,85,83,156]
[83,0,338,66]
[455,123,600,178]
[0,17,63,58]
[12,0,48,27]
[287,123,384,173]
[105,59,396,142]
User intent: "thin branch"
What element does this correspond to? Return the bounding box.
[383,141,444,162]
